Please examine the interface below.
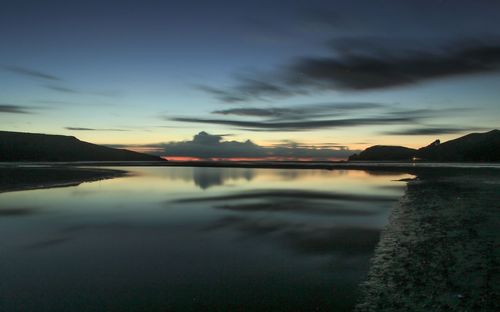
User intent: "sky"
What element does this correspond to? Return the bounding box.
[1,0,500,160]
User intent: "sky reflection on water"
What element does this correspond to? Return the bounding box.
[0,167,412,311]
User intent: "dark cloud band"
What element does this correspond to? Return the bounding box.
[383,126,486,136]
[65,127,128,132]
[212,102,385,121]
[0,104,33,114]
[171,116,417,131]
[201,41,500,102]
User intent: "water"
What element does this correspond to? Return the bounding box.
[0,167,412,311]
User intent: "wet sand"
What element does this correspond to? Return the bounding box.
[356,169,500,311]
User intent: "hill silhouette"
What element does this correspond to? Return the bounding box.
[0,131,165,162]
[417,130,500,161]
[348,146,417,161]
[349,130,500,162]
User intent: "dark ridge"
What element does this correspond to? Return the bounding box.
[0,131,165,162]
[348,146,417,161]
[417,129,500,161]
[349,129,500,162]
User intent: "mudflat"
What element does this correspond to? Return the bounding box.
[356,169,500,311]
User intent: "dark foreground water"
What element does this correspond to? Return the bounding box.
[0,167,412,311]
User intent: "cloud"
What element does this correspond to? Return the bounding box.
[104,144,165,154]
[0,104,34,114]
[46,85,79,93]
[4,65,118,97]
[170,116,417,132]
[35,100,77,105]
[160,131,264,159]
[271,140,348,149]
[200,40,500,102]
[65,127,128,132]
[172,105,471,132]
[383,126,487,136]
[128,131,359,160]
[3,65,61,81]
[213,107,295,117]
[196,85,248,103]
[212,102,384,121]
[46,85,120,97]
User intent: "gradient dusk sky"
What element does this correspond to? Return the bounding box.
[1,0,500,160]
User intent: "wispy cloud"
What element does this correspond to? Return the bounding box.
[170,116,417,132]
[270,139,348,149]
[212,102,384,121]
[34,100,78,105]
[46,85,120,97]
[65,127,129,132]
[46,85,79,93]
[173,104,471,132]
[196,85,247,103]
[3,65,61,81]
[382,126,487,136]
[4,65,118,97]
[0,104,34,114]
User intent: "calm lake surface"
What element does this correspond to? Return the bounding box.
[0,167,412,311]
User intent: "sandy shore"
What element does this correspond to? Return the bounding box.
[356,169,500,311]
[0,166,127,193]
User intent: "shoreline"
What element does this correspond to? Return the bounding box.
[1,160,499,170]
[356,170,500,311]
[0,167,128,193]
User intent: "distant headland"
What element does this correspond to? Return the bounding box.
[349,130,500,162]
[0,131,165,162]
